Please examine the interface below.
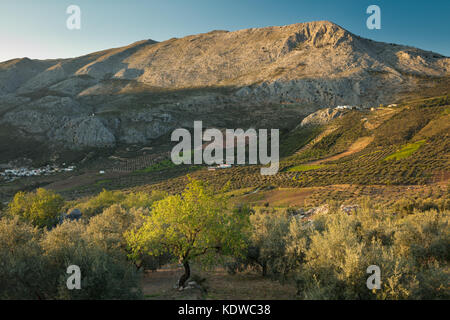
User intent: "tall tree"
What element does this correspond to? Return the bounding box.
[126,179,249,287]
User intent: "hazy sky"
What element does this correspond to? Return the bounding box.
[1,0,449,62]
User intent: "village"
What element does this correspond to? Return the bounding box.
[0,165,76,182]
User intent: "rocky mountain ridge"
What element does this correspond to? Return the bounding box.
[0,21,448,158]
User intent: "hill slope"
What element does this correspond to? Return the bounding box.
[124,95,449,197]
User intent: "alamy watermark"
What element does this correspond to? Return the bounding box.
[366,265,381,290]
[366,5,381,30]
[66,265,81,290]
[170,121,279,175]
[66,5,81,30]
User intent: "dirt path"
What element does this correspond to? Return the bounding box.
[142,267,184,298]
[309,136,374,165]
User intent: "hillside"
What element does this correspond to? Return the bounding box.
[119,95,449,198]
[0,21,449,159]
[2,94,445,203]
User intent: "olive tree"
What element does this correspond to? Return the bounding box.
[0,217,55,299]
[41,219,142,300]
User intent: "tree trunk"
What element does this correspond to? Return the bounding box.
[262,263,267,277]
[178,261,191,288]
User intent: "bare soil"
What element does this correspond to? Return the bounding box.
[308,136,374,165]
[142,266,297,300]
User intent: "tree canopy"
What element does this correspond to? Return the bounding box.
[7,188,64,228]
[126,178,250,287]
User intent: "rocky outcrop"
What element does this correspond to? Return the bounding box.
[52,117,116,148]
[300,108,345,127]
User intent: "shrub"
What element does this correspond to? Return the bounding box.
[0,217,53,299]
[73,189,168,219]
[121,190,167,210]
[294,207,449,299]
[7,188,65,228]
[76,189,126,218]
[0,209,143,299]
[248,208,290,276]
[230,200,449,300]
[42,222,142,300]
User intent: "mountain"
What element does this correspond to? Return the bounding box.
[0,21,449,161]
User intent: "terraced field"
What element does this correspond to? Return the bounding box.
[1,95,448,204]
[127,96,449,196]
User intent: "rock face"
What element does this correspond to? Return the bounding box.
[300,108,345,127]
[0,21,448,155]
[53,117,116,148]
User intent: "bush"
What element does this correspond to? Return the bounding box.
[230,200,449,300]
[296,207,449,299]
[0,207,143,299]
[7,188,65,228]
[76,189,126,218]
[0,217,54,299]
[227,207,295,277]
[121,190,167,210]
[248,208,290,276]
[73,189,168,219]
[42,221,142,300]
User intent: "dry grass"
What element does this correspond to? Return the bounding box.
[141,265,297,300]
[233,183,449,208]
[199,268,297,300]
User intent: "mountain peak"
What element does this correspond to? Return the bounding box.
[0,21,449,150]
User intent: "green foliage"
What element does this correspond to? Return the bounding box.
[301,207,448,299]
[0,217,52,299]
[7,188,65,228]
[134,159,176,173]
[228,200,449,300]
[248,208,291,276]
[288,164,327,172]
[126,179,250,283]
[84,204,141,253]
[74,189,166,218]
[41,220,142,300]
[384,140,426,161]
[0,206,143,299]
[121,190,167,210]
[77,189,126,218]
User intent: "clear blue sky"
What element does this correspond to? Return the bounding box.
[1,0,449,62]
